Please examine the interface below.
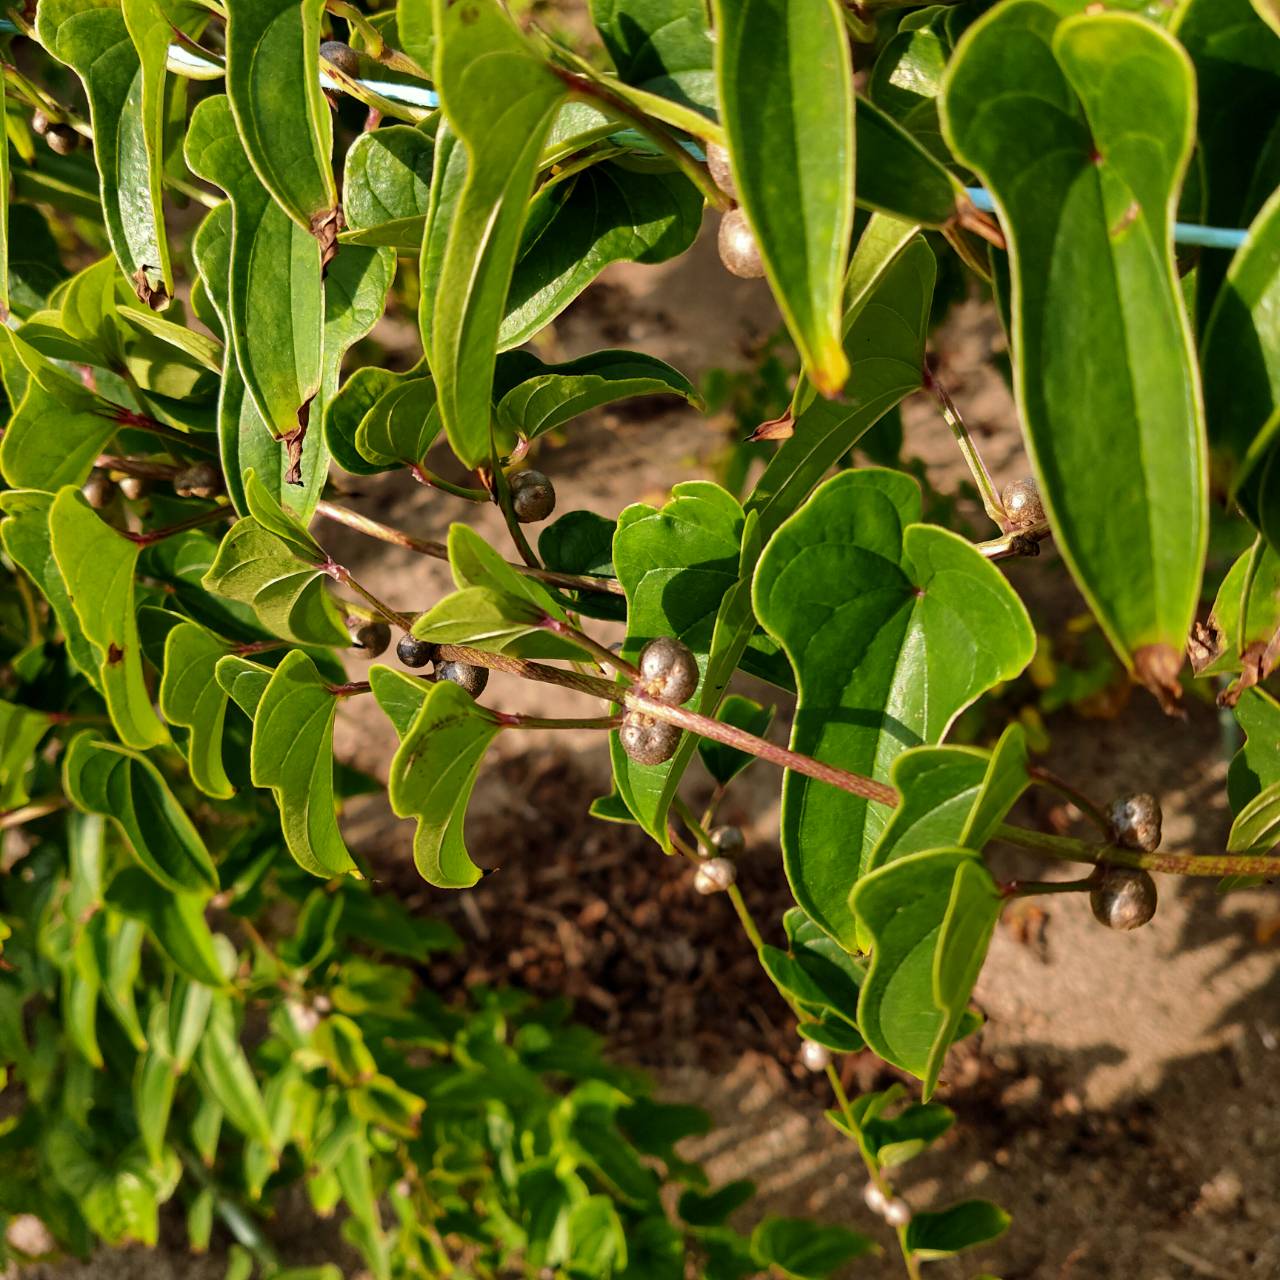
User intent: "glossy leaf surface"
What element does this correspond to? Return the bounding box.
[710,0,855,395]
[754,469,1033,949]
[944,4,1205,697]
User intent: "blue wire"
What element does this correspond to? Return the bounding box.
[964,185,1246,251]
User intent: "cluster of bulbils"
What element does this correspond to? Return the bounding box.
[351,625,491,698]
[706,143,768,281]
[31,108,79,157]
[82,461,223,510]
[1090,792,1161,930]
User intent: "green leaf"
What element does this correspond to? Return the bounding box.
[943,5,1206,700]
[710,0,855,396]
[869,21,949,157]
[354,373,440,469]
[249,649,355,878]
[855,94,960,228]
[904,1199,1011,1260]
[48,488,169,748]
[501,161,703,350]
[0,489,101,684]
[223,0,338,240]
[185,95,323,456]
[94,912,147,1048]
[590,0,715,115]
[202,512,350,648]
[862,1101,954,1169]
[384,675,502,888]
[749,1217,876,1280]
[105,867,226,987]
[134,1045,177,1168]
[341,124,434,249]
[63,732,218,893]
[426,0,569,466]
[852,849,1002,1096]
[0,66,10,317]
[1172,0,1280,324]
[751,233,934,540]
[678,1180,756,1229]
[1190,538,1280,687]
[0,703,51,809]
[38,0,169,303]
[398,0,433,71]
[1202,187,1280,497]
[609,482,745,845]
[411,584,546,650]
[753,469,1034,949]
[158,622,234,798]
[198,997,277,1152]
[494,349,699,447]
[697,695,774,786]
[760,915,864,1031]
[0,328,120,490]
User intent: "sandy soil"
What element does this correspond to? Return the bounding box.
[20,220,1280,1279]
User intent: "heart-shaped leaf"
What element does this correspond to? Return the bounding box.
[49,487,169,749]
[426,1,569,466]
[852,848,1002,1096]
[248,649,355,878]
[904,1199,1011,1260]
[379,672,502,888]
[710,0,855,396]
[63,731,218,894]
[750,1218,876,1280]
[943,4,1206,704]
[753,469,1033,948]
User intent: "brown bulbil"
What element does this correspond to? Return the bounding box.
[638,636,698,704]
[354,621,392,658]
[1107,792,1162,852]
[718,208,765,279]
[396,634,434,669]
[1089,866,1157,931]
[618,712,680,765]
[45,123,79,155]
[118,475,151,502]
[319,40,361,78]
[509,469,556,523]
[709,825,745,857]
[435,659,489,697]
[693,857,736,895]
[1001,476,1044,529]
[705,141,736,200]
[81,470,115,510]
[173,461,223,500]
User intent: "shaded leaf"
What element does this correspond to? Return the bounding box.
[105,867,226,987]
[697,695,775,786]
[341,124,434,249]
[159,622,234,798]
[750,1217,876,1280]
[905,1199,1011,1260]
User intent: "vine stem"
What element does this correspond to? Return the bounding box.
[552,69,731,212]
[1028,765,1112,835]
[994,823,1280,878]
[97,403,217,454]
[123,505,232,546]
[921,364,1004,529]
[325,563,413,632]
[314,499,625,597]
[0,796,66,829]
[540,617,640,680]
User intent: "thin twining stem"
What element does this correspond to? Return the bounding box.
[921,364,1004,528]
[314,500,626,598]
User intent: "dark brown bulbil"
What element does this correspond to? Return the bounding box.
[1089,866,1157,931]
[1107,792,1162,852]
[618,712,680,765]
[396,634,434,669]
[435,659,489,697]
[174,461,223,500]
[509,469,556,523]
[354,621,391,658]
[638,635,698,704]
